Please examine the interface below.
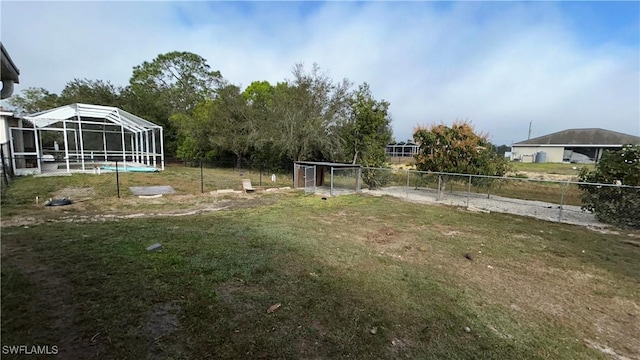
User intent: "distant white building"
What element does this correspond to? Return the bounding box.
[386,141,419,158]
[511,128,640,164]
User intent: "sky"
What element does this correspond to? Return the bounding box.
[1,1,638,145]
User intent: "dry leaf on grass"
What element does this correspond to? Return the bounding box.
[267,303,281,313]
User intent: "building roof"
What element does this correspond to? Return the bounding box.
[1,42,20,99]
[387,142,418,146]
[24,103,162,133]
[1,42,20,83]
[514,128,640,146]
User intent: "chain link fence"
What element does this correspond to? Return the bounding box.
[3,155,637,228]
[0,156,294,198]
[329,167,361,196]
[359,167,640,227]
[184,158,294,191]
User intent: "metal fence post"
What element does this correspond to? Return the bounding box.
[200,160,204,194]
[357,167,362,192]
[437,175,442,201]
[559,181,567,222]
[330,167,334,196]
[293,163,297,189]
[115,160,120,198]
[404,169,411,199]
[467,175,472,207]
[0,146,9,188]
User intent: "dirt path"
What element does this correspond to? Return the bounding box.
[368,186,605,228]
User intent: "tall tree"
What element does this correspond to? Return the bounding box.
[171,108,216,161]
[243,80,274,136]
[343,83,392,166]
[242,81,283,167]
[178,84,255,167]
[6,87,60,114]
[271,63,351,162]
[58,79,122,107]
[129,51,222,114]
[126,51,223,156]
[243,81,274,105]
[341,83,393,188]
[209,84,255,168]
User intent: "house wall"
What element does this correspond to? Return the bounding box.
[0,114,20,144]
[511,146,564,163]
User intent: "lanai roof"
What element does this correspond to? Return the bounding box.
[24,103,161,132]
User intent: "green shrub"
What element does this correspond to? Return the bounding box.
[362,168,391,189]
[579,144,640,229]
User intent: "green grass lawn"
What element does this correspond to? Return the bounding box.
[386,160,594,176]
[2,179,639,359]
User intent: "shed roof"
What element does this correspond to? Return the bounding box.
[24,103,161,133]
[514,128,640,146]
[294,161,361,168]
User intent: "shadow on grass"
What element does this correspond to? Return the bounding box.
[0,211,552,360]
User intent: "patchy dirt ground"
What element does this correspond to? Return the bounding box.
[1,191,291,228]
[324,220,640,360]
[509,171,578,181]
[53,186,96,200]
[144,302,184,359]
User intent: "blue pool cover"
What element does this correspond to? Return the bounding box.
[101,165,159,173]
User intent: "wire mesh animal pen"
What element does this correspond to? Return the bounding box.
[293,161,362,196]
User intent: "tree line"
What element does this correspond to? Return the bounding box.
[8,52,392,170]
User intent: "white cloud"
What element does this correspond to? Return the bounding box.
[1,1,638,145]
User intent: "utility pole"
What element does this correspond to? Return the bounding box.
[527,121,532,140]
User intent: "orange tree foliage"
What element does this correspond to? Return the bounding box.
[413,121,509,176]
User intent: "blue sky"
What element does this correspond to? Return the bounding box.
[1,1,638,145]
[559,2,639,46]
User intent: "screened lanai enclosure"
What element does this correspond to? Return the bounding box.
[11,103,164,175]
